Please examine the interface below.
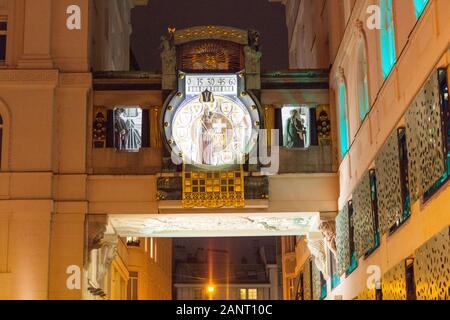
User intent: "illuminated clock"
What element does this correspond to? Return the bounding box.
[163,72,261,167]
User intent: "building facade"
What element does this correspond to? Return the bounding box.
[279,0,450,300]
[0,0,337,300]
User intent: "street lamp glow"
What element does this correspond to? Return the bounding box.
[207,285,215,293]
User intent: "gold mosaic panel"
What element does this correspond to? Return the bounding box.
[357,288,376,300]
[375,130,403,235]
[406,70,445,202]
[352,172,375,258]
[311,259,322,300]
[335,205,351,275]
[414,227,450,300]
[382,260,407,300]
[302,259,312,300]
[182,167,244,208]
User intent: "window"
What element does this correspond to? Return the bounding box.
[346,201,358,275]
[281,106,313,149]
[126,237,140,247]
[424,68,449,201]
[413,0,429,18]
[247,289,257,300]
[149,238,154,260]
[0,20,7,65]
[380,0,396,79]
[329,249,340,289]
[239,288,247,300]
[390,127,411,232]
[320,272,327,300]
[338,82,350,158]
[239,288,257,300]
[357,42,370,122]
[127,272,138,300]
[114,107,143,152]
[405,258,417,300]
[365,170,381,257]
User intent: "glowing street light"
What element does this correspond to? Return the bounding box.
[207,285,215,293]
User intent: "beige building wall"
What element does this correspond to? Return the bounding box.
[280,0,450,300]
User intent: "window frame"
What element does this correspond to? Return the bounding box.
[413,0,429,19]
[338,80,350,159]
[0,18,7,66]
[380,0,397,79]
[356,38,370,124]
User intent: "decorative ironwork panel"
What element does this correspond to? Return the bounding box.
[335,205,351,275]
[357,288,375,300]
[375,130,403,235]
[302,259,312,301]
[406,70,445,202]
[414,227,450,300]
[382,260,407,300]
[311,260,321,301]
[352,172,375,258]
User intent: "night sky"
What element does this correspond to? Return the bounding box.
[131,0,289,72]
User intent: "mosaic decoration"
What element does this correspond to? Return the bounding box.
[311,260,322,301]
[335,205,351,275]
[182,166,245,208]
[382,260,407,300]
[357,288,376,300]
[302,259,312,300]
[352,172,375,258]
[414,227,450,300]
[375,130,403,235]
[406,70,445,202]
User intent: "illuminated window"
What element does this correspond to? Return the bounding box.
[357,41,370,122]
[149,238,154,260]
[248,289,257,300]
[413,0,429,18]
[114,107,143,152]
[281,106,313,149]
[239,288,247,300]
[380,0,396,79]
[338,82,350,158]
[0,20,7,65]
[125,237,140,247]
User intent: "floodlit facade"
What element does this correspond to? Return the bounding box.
[279,0,450,300]
[0,0,448,301]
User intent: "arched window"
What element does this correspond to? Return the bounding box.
[357,41,370,122]
[380,0,396,79]
[413,0,429,18]
[338,81,350,158]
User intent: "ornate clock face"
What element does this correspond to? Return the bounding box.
[163,73,260,167]
[172,94,253,166]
